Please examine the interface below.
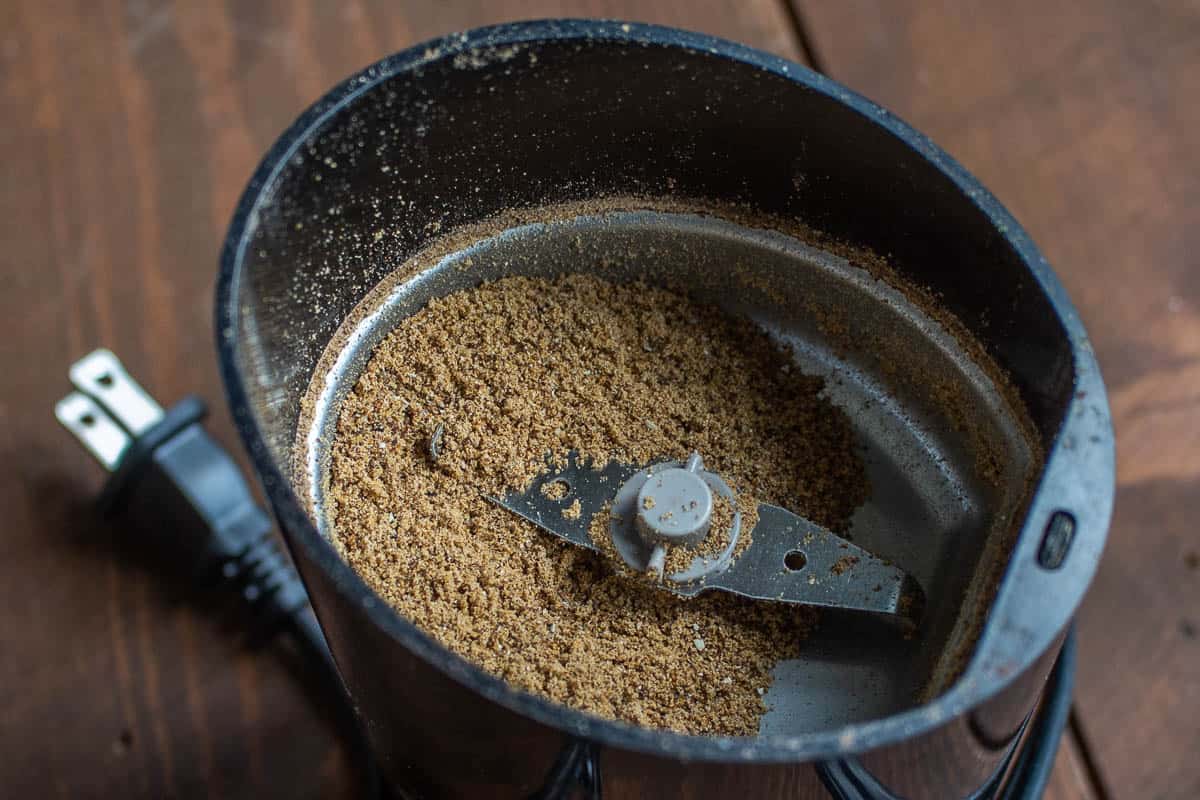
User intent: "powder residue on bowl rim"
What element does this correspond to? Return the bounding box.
[325,273,868,735]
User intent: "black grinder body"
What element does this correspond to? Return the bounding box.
[216,21,1114,799]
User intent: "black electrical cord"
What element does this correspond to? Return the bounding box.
[57,351,382,800]
[287,609,384,800]
[999,627,1076,800]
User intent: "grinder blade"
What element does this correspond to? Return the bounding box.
[490,451,924,625]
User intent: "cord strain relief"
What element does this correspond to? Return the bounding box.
[220,535,309,637]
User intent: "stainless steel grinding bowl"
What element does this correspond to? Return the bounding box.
[216,20,1114,799]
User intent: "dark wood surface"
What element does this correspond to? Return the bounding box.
[1,1,1193,797]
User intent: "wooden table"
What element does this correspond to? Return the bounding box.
[2,2,1196,797]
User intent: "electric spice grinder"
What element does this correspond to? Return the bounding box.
[216,21,1114,799]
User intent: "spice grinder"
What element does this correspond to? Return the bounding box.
[216,20,1114,799]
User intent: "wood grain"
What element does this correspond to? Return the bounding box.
[2,0,1168,796]
[792,1,1200,797]
[0,2,803,798]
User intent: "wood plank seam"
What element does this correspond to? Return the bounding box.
[1069,709,1114,800]
[776,0,826,73]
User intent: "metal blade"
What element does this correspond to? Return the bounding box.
[491,454,923,624]
[678,503,923,622]
[490,452,639,550]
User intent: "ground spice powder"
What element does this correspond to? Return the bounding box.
[327,274,868,735]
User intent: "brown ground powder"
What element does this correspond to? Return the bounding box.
[327,273,868,735]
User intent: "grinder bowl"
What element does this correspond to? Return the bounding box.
[216,20,1113,798]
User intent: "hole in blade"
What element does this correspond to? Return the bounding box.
[541,479,571,500]
[784,550,807,571]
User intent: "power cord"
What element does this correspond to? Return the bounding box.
[56,349,382,800]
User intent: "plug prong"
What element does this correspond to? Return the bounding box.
[55,392,132,471]
[69,349,164,436]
